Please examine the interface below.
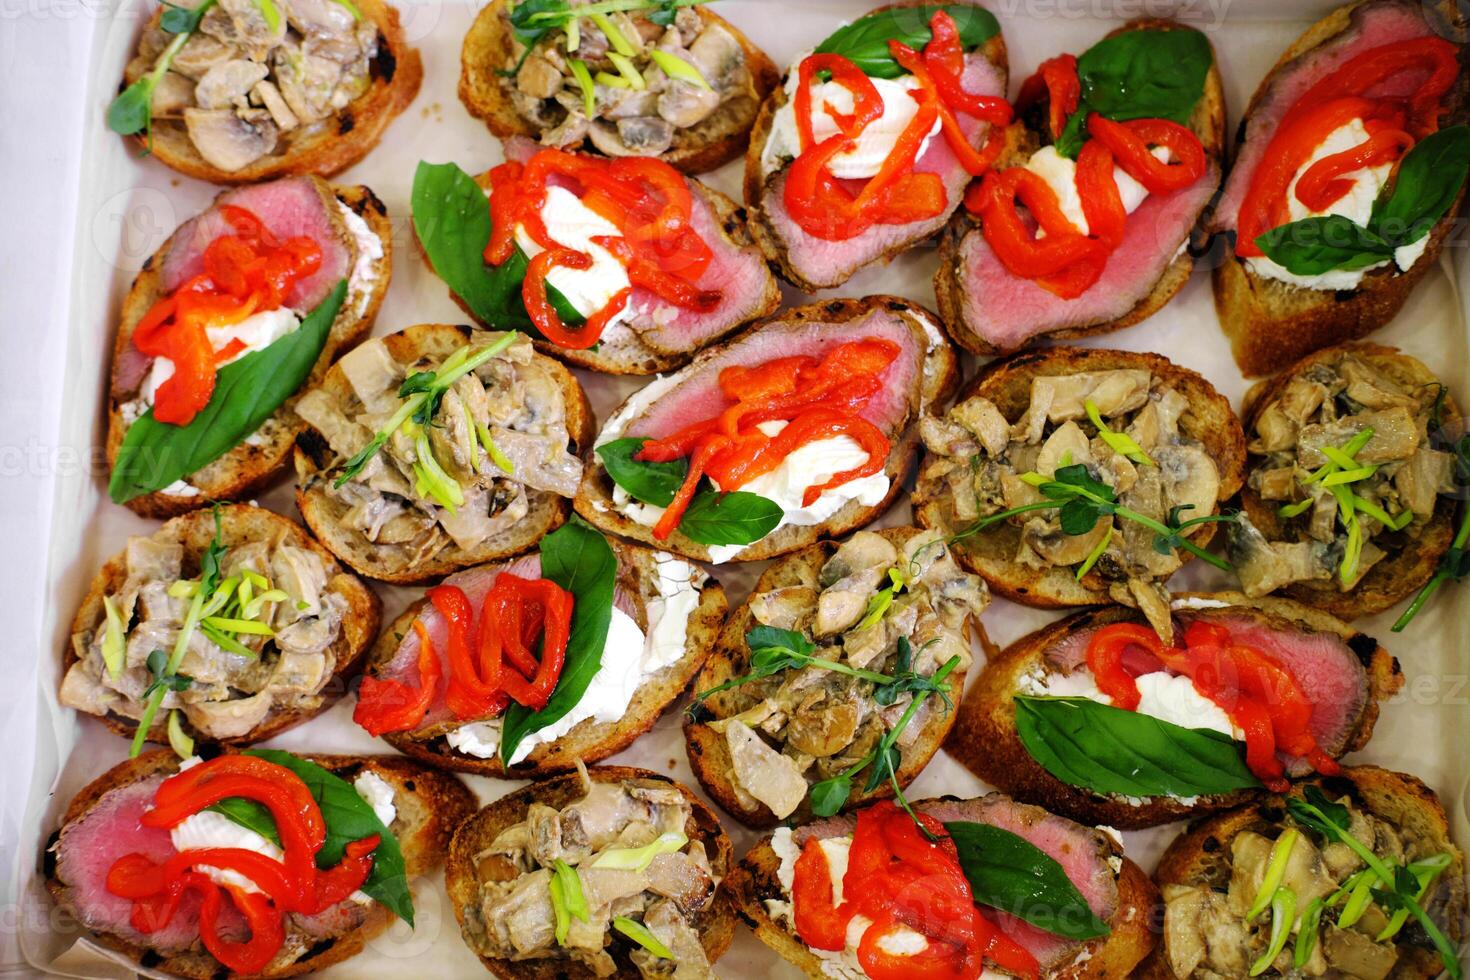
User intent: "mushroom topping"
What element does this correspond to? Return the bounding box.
[590,117,676,157]
[657,80,721,127]
[194,59,270,110]
[183,108,279,172]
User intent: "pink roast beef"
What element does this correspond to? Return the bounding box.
[756,51,1006,288]
[160,176,353,313]
[792,795,1120,970]
[622,305,928,441]
[1214,0,1442,233]
[949,164,1219,352]
[1040,608,1372,772]
[501,137,775,354]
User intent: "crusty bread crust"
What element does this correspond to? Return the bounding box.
[684,527,972,828]
[293,323,595,585]
[108,180,392,520]
[449,173,781,376]
[45,749,476,980]
[375,538,728,777]
[444,766,737,979]
[744,1,1010,292]
[1139,766,1467,980]
[63,504,381,748]
[1237,343,1462,620]
[945,593,1404,829]
[728,797,1160,980]
[912,346,1247,607]
[121,0,422,183]
[459,2,778,175]
[574,296,958,564]
[1213,0,1469,379]
[933,18,1226,355]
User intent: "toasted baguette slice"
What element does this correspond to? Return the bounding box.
[730,793,1159,979]
[575,296,958,563]
[934,19,1225,355]
[108,179,392,519]
[744,2,1010,292]
[444,766,737,979]
[1139,766,1467,980]
[122,0,421,183]
[1237,343,1461,620]
[912,346,1247,607]
[1212,0,1467,378]
[946,593,1404,829]
[452,166,782,376]
[459,3,777,175]
[372,537,727,777]
[685,527,975,828]
[294,323,595,585]
[46,749,475,980]
[61,504,381,748]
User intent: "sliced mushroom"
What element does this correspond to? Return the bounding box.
[1155,444,1221,525]
[657,79,720,127]
[1021,513,1111,568]
[540,111,590,148]
[1394,448,1453,517]
[1298,407,1423,466]
[151,71,197,117]
[605,89,660,120]
[273,44,343,123]
[280,0,357,40]
[170,32,240,80]
[194,59,269,110]
[950,396,1010,456]
[183,107,278,171]
[517,54,564,100]
[747,586,817,630]
[589,117,674,156]
[252,79,298,130]
[688,23,746,90]
[217,0,287,57]
[1036,420,1092,476]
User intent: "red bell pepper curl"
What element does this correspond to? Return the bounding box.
[310,834,381,910]
[1286,37,1458,139]
[1085,624,1163,711]
[1016,54,1080,141]
[801,416,890,507]
[1087,115,1207,193]
[199,882,286,975]
[1235,96,1378,257]
[353,618,442,735]
[795,54,884,152]
[493,575,573,710]
[484,161,526,265]
[1294,127,1413,212]
[971,168,1108,293]
[430,584,502,721]
[892,22,1012,178]
[592,236,720,312]
[522,247,602,349]
[652,434,731,541]
[792,839,855,951]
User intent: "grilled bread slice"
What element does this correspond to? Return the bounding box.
[912,346,1247,608]
[945,594,1403,829]
[108,178,392,519]
[934,18,1225,355]
[121,0,422,183]
[45,749,476,979]
[459,3,778,175]
[370,538,727,778]
[1212,0,1468,378]
[293,323,594,585]
[444,766,737,979]
[1139,766,1467,980]
[575,296,958,564]
[60,504,381,748]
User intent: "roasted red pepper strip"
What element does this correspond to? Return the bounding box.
[1016,54,1079,141]
[1084,623,1160,710]
[353,618,442,735]
[793,839,855,951]
[891,17,1011,178]
[493,574,573,710]
[971,168,1108,290]
[1294,126,1413,212]
[199,882,286,975]
[431,584,500,721]
[1087,115,1207,193]
[1282,36,1458,139]
[651,434,731,541]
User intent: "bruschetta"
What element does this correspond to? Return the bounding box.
[292,324,594,584]
[108,0,422,182]
[353,521,726,777]
[935,19,1225,354]
[1229,343,1463,620]
[745,1,1012,290]
[410,141,781,376]
[1211,0,1469,377]
[459,0,777,174]
[575,296,957,564]
[730,793,1159,980]
[444,765,737,978]
[45,748,475,978]
[1143,767,1467,980]
[685,527,988,827]
[946,593,1403,829]
[108,175,391,517]
[912,347,1245,639]
[58,504,380,752]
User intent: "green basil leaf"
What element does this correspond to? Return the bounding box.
[206,797,281,847]
[411,160,580,334]
[500,518,617,765]
[677,490,782,546]
[814,4,999,79]
[1056,29,1211,158]
[1014,695,1262,798]
[109,280,346,504]
[242,749,413,925]
[1254,215,1394,276]
[946,821,1111,940]
[1369,125,1470,247]
[595,437,687,507]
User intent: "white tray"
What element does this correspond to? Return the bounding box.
[8,1,1470,976]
